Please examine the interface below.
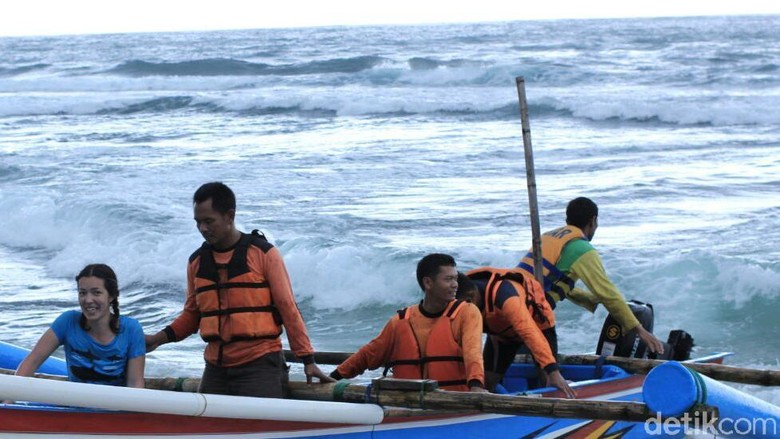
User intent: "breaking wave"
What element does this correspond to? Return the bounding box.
[108,56,387,77]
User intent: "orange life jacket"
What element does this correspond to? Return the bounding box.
[192,231,282,344]
[384,301,469,391]
[466,267,555,334]
[517,225,585,305]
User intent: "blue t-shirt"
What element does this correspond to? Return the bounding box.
[50,310,145,386]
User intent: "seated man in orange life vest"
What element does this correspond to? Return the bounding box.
[330,253,487,392]
[457,270,576,398]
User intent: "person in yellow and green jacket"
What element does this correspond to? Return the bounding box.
[517,197,664,355]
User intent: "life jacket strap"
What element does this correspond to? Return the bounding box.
[200,305,278,318]
[386,355,464,367]
[195,281,270,294]
[436,378,468,388]
[202,329,284,344]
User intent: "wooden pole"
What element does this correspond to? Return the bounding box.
[514,354,780,386]
[515,77,544,285]
[288,378,659,422]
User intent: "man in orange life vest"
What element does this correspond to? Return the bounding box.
[330,253,487,392]
[145,182,333,398]
[517,197,664,355]
[457,270,576,398]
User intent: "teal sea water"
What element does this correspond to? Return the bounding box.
[1,15,778,404]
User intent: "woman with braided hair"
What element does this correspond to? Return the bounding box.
[13,263,145,388]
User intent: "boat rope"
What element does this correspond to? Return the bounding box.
[419,380,426,409]
[364,382,373,403]
[175,377,186,392]
[594,355,606,379]
[333,379,350,401]
[687,366,708,405]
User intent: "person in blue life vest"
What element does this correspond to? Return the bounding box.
[12,264,146,388]
[517,197,664,355]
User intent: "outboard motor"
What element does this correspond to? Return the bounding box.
[596,300,655,358]
[596,300,694,360]
[664,329,694,361]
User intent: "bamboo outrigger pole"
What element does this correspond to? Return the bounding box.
[288,379,660,422]
[513,354,780,387]
[515,77,544,286]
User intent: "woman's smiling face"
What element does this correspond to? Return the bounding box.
[78,276,113,323]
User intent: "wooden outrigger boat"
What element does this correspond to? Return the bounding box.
[2,340,778,438]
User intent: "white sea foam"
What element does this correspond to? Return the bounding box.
[715,259,780,307]
[0,189,192,288]
[2,81,778,126]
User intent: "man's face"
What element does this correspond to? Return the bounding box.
[586,216,598,241]
[194,198,235,249]
[424,265,458,303]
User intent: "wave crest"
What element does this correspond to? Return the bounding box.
[108,56,387,77]
[109,58,271,76]
[0,63,50,77]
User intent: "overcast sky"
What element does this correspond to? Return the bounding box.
[2,0,779,37]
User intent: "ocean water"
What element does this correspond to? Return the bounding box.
[1,15,778,405]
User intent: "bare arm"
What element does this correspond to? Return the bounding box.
[16,329,61,377]
[144,331,169,353]
[147,262,201,352]
[125,355,146,388]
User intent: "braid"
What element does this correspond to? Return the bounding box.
[79,313,90,331]
[110,299,120,334]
